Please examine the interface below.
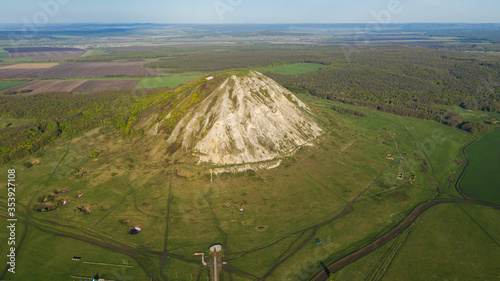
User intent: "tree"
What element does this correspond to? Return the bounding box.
[461,122,490,134]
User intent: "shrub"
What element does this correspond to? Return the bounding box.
[461,121,490,134]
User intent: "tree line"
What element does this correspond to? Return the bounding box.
[0,89,167,164]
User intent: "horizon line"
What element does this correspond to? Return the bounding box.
[1,22,500,25]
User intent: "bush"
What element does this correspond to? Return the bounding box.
[461,121,490,134]
[42,194,55,202]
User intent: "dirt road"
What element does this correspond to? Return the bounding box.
[312,199,500,281]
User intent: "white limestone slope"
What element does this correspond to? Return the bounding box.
[167,71,322,165]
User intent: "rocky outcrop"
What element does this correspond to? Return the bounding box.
[166,71,322,165]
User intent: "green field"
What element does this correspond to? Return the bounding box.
[90,49,111,55]
[0,80,30,91]
[460,127,500,204]
[0,90,476,280]
[334,203,500,280]
[136,73,204,88]
[71,262,133,280]
[0,25,499,281]
[254,63,324,75]
[439,105,500,123]
[0,48,9,59]
[382,203,500,281]
[0,222,149,281]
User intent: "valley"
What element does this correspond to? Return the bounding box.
[0,23,499,281]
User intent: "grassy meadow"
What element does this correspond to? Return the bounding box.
[0,87,480,280]
[136,73,205,89]
[332,203,500,281]
[0,221,150,281]
[381,203,500,281]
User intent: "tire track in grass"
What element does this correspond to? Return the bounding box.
[196,265,208,281]
[365,222,416,281]
[390,134,407,180]
[27,136,74,210]
[224,134,401,277]
[1,164,195,281]
[225,140,399,262]
[204,178,232,280]
[1,136,74,279]
[311,199,500,281]
[225,232,308,260]
[258,164,392,280]
[0,221,27,279]
[375,114,442,194]
[92,179,137,228]
[132,171,169,219]
[159,169,174,281]
[0,212,162,280]
[458,204,500,249]
[222,263,260,279]
[271,230,309,264]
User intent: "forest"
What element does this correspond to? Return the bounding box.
[138,46,500,126]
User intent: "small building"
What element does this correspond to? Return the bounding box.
[385,154,395,160]
[206,76,214,81]
[129,227,142,234]
[316,238,323,245]
[396,172,403,180]
[72,256,81,261]
[76,193,84,198]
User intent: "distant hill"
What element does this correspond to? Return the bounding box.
[136,70,322,166]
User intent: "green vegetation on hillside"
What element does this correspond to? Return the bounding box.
[0,90,473,280]
[0,117,36,128]
[0,48,9,58]
[136,73,204,89]
[0,89,169,164]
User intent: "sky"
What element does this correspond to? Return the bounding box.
[0,0,499,24]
